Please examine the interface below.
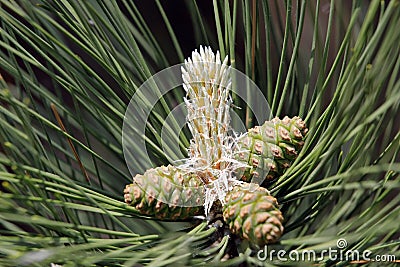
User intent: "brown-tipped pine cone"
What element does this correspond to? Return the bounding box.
[222,182,284,246]
[124,165,204,220]
[235,116,307,183]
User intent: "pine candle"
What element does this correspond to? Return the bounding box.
[124,46,307,246]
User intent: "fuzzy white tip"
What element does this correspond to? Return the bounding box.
[179,47,248,216]
[181,46,232,168]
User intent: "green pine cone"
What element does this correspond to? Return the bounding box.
[222,182,284,246]
[235,116,307,183]
[124,165,204,220]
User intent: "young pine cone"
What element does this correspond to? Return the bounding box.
[222,182,284,246]
[124,165,204,220]
[235,116,307,184]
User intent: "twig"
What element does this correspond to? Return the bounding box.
[51,103,90,183]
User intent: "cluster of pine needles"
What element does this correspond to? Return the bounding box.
[0,0,399,266]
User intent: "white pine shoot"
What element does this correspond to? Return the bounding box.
[180,46,247,215]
